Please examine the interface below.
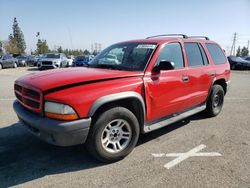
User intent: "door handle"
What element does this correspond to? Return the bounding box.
[182,76,189,82]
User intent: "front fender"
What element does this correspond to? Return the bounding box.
[88,91,146,118]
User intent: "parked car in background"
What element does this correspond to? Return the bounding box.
[26,55,40,66]
[67,55,74,67]
[227,56,250,70]
[72,55,94,67]
[244,56,250,61]
[37,53,69,70]
[0,54,18,69]
[16,55,28,66]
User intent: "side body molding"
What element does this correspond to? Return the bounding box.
[88,91,146,118]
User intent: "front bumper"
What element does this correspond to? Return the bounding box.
[13,100,91,146]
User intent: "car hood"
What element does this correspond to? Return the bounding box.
[16,67,143,92]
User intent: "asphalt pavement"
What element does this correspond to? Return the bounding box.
[0,67,249,188]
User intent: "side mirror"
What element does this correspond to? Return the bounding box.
[153,60,175,72]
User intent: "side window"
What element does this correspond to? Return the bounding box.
[157,43,184,68]
[205,43,226,65]
[198,44,208,65]
[184,43,204,67]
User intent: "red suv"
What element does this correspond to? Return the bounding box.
[13,34,230,162]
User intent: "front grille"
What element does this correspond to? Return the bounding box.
[14,83,42,113]
[42,61,53,65]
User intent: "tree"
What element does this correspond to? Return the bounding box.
[241,46,249,57]
[5,18,26,54]
[0,40,3,56]
[57,46,63,53]
[35,39,49,54]
[236,46,241,57]
[83,49,90,55]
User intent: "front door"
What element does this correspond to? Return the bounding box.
[144,42,190,122]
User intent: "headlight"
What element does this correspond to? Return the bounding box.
[44,101,78,121]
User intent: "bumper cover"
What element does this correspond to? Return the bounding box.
[13,100,91,146]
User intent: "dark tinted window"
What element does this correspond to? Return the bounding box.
[199,44,208,65]
[184,43,204,67]
[206,43,226,65]
[157,43,184,68]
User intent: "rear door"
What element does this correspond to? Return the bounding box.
[183,42,214,107]
[144,42,190,122]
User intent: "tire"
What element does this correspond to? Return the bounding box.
[86,106,140,163]
[13,62,17,68]
[0,63,2,70]
[205,85,224,117]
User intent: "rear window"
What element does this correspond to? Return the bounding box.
[205,43,226,65]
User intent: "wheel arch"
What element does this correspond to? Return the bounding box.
[213,78,227,94]
[206,78,227,102]
[88,92,146,133]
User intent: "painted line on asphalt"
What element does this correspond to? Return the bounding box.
[0,98,15,101]
[152,144,222,169]
[225,97,250,100]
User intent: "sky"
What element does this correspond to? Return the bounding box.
[0,0,250,54]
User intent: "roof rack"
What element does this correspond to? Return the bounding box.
[146,34,188,39]
[188,36,210,40]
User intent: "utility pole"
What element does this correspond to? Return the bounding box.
[230,32,237,56]
[247,40,249,51]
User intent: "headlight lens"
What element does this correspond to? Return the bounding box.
[44,101,78,121]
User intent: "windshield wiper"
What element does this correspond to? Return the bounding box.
[91,64,122,70]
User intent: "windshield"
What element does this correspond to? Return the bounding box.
[88,42,157,71]
[44,53,60,59]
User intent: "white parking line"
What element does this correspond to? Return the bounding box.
[0,98,15,101]
[225,97,250,100]
[152,144,222,169]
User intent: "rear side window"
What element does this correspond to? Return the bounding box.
[184,43,204,67]
[206,43,226,65]
[157,43,184,68]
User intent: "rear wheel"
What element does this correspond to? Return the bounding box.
[205,85,224,117]
[86,107,140,162]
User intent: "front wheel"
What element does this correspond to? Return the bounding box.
[205,85,224,117]
[86,107,140,162]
